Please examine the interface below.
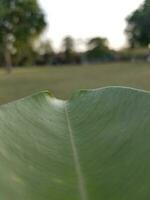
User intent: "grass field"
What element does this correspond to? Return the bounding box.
[0,62,150,104]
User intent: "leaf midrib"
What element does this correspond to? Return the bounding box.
[64,103,88,200]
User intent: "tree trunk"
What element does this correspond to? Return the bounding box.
[4,47,12,73]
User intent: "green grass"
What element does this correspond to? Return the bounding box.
[0,62,150,104]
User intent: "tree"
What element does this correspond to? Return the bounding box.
[34,40,54,65]
[62,36,75,52]
[62,36,76,64]
[126,0,150,48]
[86,37,111,62]
[0,0,46,72]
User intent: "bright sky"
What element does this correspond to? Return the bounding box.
[38,0,144,50]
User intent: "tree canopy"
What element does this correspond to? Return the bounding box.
[86,37,112,62]
[0,0,46,71]
[61,36,76,64]
[126,0,150,48]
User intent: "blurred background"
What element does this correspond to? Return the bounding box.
[0,0,150,104]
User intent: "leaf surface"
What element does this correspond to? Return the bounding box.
[0,86,150,200]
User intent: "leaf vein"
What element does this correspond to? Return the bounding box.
[64,104,88,200]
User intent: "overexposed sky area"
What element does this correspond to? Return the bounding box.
[38,0,144,50]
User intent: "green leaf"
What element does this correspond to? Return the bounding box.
[0,86,150,200]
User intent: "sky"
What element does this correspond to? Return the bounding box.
[38,0,144,51]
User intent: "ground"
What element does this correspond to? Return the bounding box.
[0,62,150,104]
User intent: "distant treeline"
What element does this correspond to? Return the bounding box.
[0,36,149,67]
[0,0,149,72]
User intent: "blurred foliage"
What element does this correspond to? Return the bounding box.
[86,37,115,62]
[0,0,149,68]
[0,0,46,70]
[118,47,149,61]
[62,36,76,64]
[62,36,75,53]
[126,0,150,48]
[33,40,54,65]
[51,36,82,65]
